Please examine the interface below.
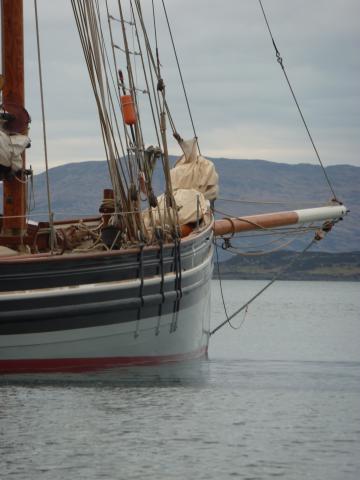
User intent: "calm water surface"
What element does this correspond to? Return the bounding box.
[1,280,359,479]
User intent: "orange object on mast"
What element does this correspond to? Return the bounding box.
[120,95,137,125]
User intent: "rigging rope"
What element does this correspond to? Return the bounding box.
[217,226,319,240]
[34,0,55,252]
[210,236,318,336]
[161,0,200,153]
[215,231,310,256]
[214,238,246,330]
[72,0,136,237]
[151,0,161,77]
[258,0,338,201]
[218,196,330,207]
[132,0,176,208]
[103,1,132,171]
[214,207,277,232]
[129,1,161,148]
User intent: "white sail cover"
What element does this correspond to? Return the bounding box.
[170,138,219,200]
[0,129,30,172]
[143,188,207,231]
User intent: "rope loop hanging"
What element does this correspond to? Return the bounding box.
[211,215,340,336]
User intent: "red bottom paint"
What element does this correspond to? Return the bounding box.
[0,347,208,374]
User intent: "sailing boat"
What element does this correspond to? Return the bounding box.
[0,1,346,374]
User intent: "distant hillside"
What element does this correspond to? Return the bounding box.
[1,158,358,251]
[214,251,360,281]
[213,159,358,253]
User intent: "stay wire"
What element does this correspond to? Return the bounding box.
[214,239,246,330]
[218,196,330,207]
[151,0,160,76]
[258,0,338,201]
[34,0,55,252]
[214,228,311,256]
[210,237,317,336]
[161,0,201,154]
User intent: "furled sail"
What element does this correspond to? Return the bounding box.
[143,188,207,233]
[170,137,219,201]
[0,129,30,173]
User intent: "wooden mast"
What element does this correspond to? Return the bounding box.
[1,0,26,245]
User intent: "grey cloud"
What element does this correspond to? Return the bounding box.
[8,0,358,171]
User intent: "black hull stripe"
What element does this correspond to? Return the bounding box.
[0,259,212,335]
[0,227,213,291]
[0,284,209,335]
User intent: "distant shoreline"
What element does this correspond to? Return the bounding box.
[213,251,360,282]
[212,273,360,281]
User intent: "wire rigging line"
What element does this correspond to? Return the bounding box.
[214,239,244,330]
[216,225,319,241]
[95,1,130,172]
[210,237,317,336]
[129,1,161,148]
[132,1,177,209]
[132,0,176,136]
[151,0,160,76]
[215,227,312,255]
[217,196,330,207]
[161,0,200,152]
[258,0,338,201]
[71,0,134,234]
[34,0,55,252]
[104,0,133,162]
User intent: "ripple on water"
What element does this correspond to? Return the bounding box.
[1,281,360,479]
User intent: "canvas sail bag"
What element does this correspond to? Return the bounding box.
[170,137,219,201]
[0,129,30,172]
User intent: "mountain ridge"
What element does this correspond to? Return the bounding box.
[1,157,358,252]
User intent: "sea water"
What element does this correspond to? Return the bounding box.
[1,280,359,479]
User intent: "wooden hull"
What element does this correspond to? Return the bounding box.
[0,226,213,374]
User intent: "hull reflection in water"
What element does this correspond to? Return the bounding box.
[0,358,211,387]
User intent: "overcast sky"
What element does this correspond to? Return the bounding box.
[7,0,359,173]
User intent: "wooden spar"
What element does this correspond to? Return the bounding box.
[1,0,26,239]
[213,205,348,236]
